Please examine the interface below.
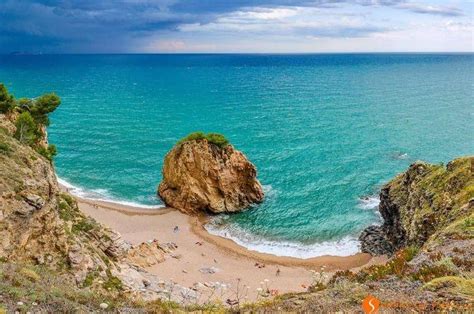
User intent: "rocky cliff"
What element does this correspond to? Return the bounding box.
[360,157,473,255]
[255,157,473,312]
[0,114,132,280]
[158,136,264,214]
[0,114,196,311]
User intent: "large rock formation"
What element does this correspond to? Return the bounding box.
[158,137,264,214]
[0,114,130,280]
[360,157,473,255]
[0,114,196,307]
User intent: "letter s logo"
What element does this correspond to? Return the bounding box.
[362,295,380,314]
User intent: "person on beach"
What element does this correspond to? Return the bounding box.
[276,267,280,276]
[174,226,179,233]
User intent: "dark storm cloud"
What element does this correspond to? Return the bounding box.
[0,0,465,53]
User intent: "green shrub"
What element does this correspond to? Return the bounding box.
[30,93,61,126]
[14,112,39,145]
[412,264,455,282]
[60,193,76,207]
[72,218,96,234]
[37,144,57,162]
[83,271,99,287]
[178,131,230,148]
[0,84,15,114]
[103,275,122,291]
[58,200,75,221]
[205,132,229,148]
[177,131,206,145]
[2,83,61,161]
[334,246,420,283]
[0,142,10,155]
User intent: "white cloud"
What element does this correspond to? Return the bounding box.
[178,7,389,38]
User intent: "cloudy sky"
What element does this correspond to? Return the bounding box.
[0,0,472,53]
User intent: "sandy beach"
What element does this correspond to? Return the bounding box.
[65,190,386,301]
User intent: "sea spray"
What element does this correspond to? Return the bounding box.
[205,219,360,258]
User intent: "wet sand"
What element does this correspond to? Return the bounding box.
[71,194,386,299]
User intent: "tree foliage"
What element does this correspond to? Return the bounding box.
[178,132,229,148]
[1,82,62,162]
[0,84,15,114]
[14,112,39,145]
[30,93,61,126]
[37,144,57,162]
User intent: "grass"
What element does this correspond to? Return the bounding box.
[331,246,420,283]
[0,142,10,155]
[177,131,229,148]
[0,262,188,312]
[424,276,474,297]
[71,217,96,234]
[58,193,79,222]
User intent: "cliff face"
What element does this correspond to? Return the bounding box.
[360,157,473,255]
[0,115,197,309]
[158,139,264,214]
[258,157,473,312]
[0,114,129,281]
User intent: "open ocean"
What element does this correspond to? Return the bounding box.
[1,53,472,257]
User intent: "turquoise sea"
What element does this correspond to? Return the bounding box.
[1,54,472,257]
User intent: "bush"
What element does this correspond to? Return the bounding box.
[30,93,61,126]
[37,144,57,162]
[17,98,33,111]
[2,83,61,161]
[14,112,39,145]
[0,84,15,114]
[335,246,420,283]
[178,132,230,148]
[179,131,206,144]
[0,142,10,155]
[206,133,229,148]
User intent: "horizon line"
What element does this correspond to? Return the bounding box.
[2,51,473,56]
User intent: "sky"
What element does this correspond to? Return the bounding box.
[0,0,472,53]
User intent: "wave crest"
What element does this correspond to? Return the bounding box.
[205,218,360,258]
[56,177,164,209]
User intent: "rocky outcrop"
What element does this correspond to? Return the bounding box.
[126,240,166,268]
[360,157,473,255]
[158,138,264,214]
[1,114,196,305]
[0,115,133,284]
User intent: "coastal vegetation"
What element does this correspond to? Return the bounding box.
[0,84,15,114]
[177,131,229,148]
[0,83,60,161]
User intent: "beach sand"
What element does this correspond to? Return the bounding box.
[70,192,386,301]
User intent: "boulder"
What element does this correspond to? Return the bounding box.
[126,241,166,268]
[158,138,264,214]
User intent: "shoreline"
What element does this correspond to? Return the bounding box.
[60,182,372,264]
[62,184,387,299]
[64,185,384,270]
[191,215,373,270]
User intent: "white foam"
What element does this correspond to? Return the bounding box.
[392,152,409,160]
[56,176,164,209]
[358,195,380,210]
[205,220,360,258]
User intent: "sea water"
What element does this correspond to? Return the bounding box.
[1,53,472,257]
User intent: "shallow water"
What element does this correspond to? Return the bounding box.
[1,53,472,257]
